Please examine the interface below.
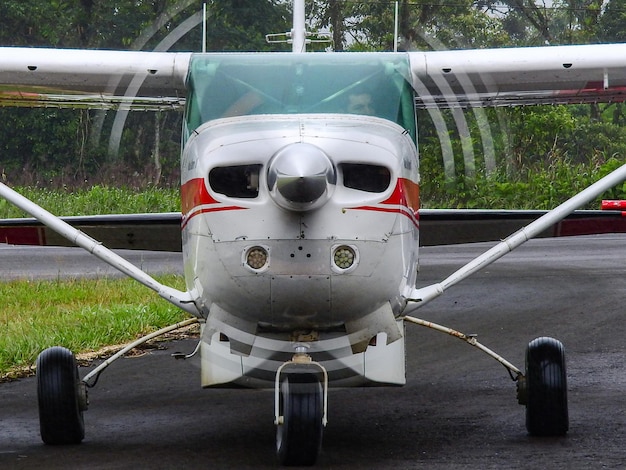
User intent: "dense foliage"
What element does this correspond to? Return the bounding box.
[0,1,625,209]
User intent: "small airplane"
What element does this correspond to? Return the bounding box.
[3,0,626,466]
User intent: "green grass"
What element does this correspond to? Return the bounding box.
[0,185,180,218]
[0,275,190,379]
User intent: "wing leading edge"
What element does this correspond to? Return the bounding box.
[0,47,191,110]
[409,43,626,108]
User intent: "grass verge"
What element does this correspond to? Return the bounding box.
[0,274,192,381]
[0,185,180,219]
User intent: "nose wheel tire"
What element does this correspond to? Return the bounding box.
[276,373,324,466]
[37,346,86,445]
[525,337,569,436]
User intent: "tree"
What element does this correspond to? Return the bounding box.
[598,0,626,42]
[207,1,290,51]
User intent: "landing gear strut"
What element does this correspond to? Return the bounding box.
[404,316,569,437]
[275,347,328,466]
[35,318,199,445]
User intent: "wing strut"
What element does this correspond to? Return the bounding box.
[0,182,199,317]
[405,163,626,311]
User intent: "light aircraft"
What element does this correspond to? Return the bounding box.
[2,0,626,466]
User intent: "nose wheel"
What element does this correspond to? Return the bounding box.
[275,351,328,466]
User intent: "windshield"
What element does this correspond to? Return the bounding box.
[185,52,416,142]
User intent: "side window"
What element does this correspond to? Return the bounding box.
[341,163,391,193]
[209,164,262,198]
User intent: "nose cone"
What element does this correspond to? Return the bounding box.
[268,143,336,211]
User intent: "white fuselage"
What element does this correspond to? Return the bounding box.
[181,114,419,387]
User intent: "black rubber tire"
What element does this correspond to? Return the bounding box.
[37,346,85,445]
[276,373,324,466]
[525,337,569,436]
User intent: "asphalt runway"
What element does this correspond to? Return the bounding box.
[0,244,183,280]
[1,235,625,468]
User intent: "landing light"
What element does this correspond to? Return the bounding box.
[246,246,269,270]
[332,245,358,271]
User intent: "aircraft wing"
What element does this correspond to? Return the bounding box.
[409,44,626,108]
[2,43,626,110]
[2,209,626,251]
[0,47,191,110]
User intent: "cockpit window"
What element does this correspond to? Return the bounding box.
[341,163,391,193]
[185,53,416,142]
[209,164,261,198]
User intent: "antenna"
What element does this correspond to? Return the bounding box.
[394,1,399,52]
[202,2,207,53]
[292,0,306,53]
[265,0,331,52]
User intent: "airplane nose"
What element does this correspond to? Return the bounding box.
[267,143,336,211]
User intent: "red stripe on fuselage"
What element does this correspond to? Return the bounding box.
[181,178,247,228]
[350,178,420,227]
[385,178,420,216]
[181,178,219,214]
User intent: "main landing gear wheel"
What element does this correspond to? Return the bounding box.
[524,337,568,436]
[37,346,87,445]
[276,373,324,466]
